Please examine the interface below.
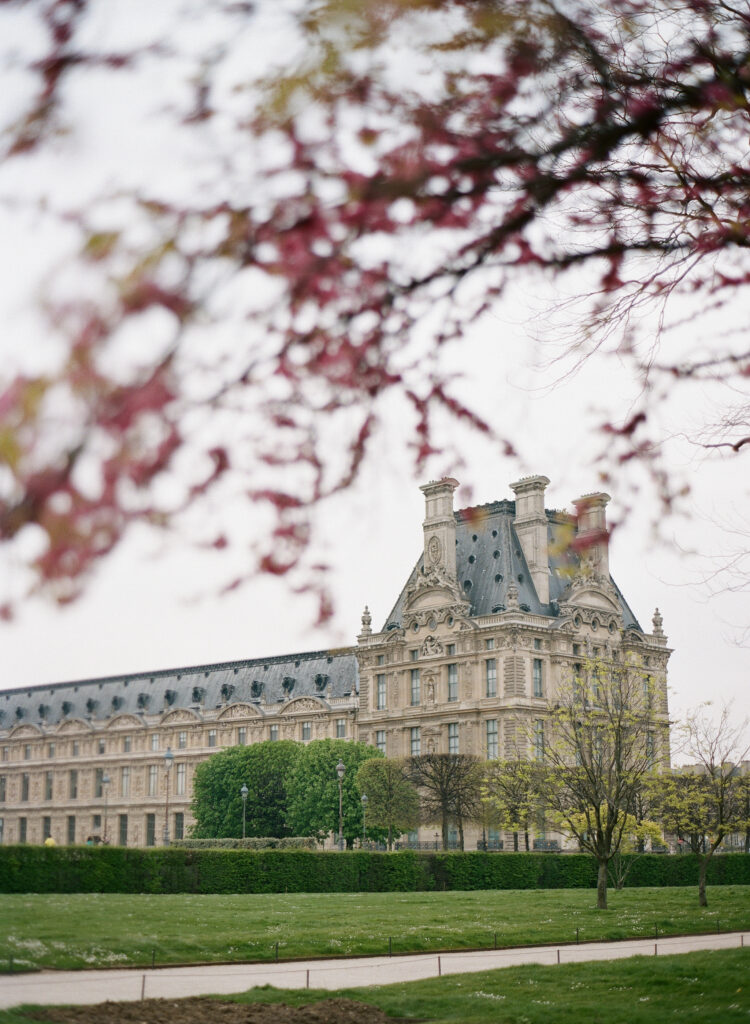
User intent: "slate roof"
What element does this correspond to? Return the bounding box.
[383,500,641,630]
[0,649,358,731]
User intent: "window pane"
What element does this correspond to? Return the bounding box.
[485,659,497,698]
[447,664,458,702]
[486,720,498,760]
[410,727,421,756]
[410,669,421,706]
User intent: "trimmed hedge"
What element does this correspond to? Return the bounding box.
[170,837,317,850]
[0,847,748,894]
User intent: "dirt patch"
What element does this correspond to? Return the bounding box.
[24,996,403,1024]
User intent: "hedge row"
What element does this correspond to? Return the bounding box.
[1,847,748,894]
[170,837,317,850]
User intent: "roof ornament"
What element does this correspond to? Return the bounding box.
[360,605,372,635]
[506,581,519,609]
[652,607,664,637]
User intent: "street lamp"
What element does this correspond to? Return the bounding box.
[240,783,248,840]
[336,759,345,850]
[101,773,111,844]
[361,793,368,847]
[162,747,174,846]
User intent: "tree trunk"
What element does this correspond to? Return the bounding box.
[458,819,465,851]
[442,815,449,851]
[698,855,709,907]
[524,831,529,851]
[513,832,518,852]
[387,825,392,852]
[596,859,609,910]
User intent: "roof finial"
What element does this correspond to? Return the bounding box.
[506,581,519,609]
[360,604,372,635]
[652,607,664,637]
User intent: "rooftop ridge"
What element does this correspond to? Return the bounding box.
[1,647,357,699]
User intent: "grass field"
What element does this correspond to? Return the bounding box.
[1,886,749,971]
[1,949,748,1023]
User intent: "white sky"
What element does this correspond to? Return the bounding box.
[0,0,747,743]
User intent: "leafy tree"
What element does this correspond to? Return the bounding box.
[1,1,748,610]
[286,739,383,847]
[355,757,420,850]
[541,656,664,909]
[482,759,542,852]
[407,753,482,850]
[650,704,750,906]
[190,740,301,838]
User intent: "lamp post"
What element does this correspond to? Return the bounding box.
[102,773,110,844]
[361,793,368,847]
[162,747,174,846]
[336,759,345,850]
[241,783,248,840]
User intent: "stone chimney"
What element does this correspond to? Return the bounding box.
[572,491,611,577]
[420,478,459,579]
[510,475,550,604]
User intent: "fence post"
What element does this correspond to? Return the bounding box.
[438,956,442,977]
[275,942,279,962]
[141,975,146,1000]
[388,937,392,957]
[306,969,310,989]
[151,949,156,968]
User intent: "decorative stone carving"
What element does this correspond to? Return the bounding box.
[427,535,442,565]
[421,635,444,658]
[360,605,372,636]
[282,697,325,714]
[424,673,436,704]
[217,703,261,720]
[652,607,664,637]
[506,582,519,609]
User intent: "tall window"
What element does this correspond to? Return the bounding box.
[98,739,106,755]
[646,731,655,764]
[376,654,385,666]
[48,743,55,758]
[207,729,217,747]
[72,741,80,757]
[43,816,51,840]
[69,769,78,800]
[486,720,498,759]
[24,744,31,760]
[145,813,156,847]
[534,638,541,651]
[533,659,543,697]
[122,736,131,753]
[45,770,53,800]
[447,664,458,703]
[151,734,160,751]
[485,637,495,650]
[447,643,456,656]
[410,727,421,756]
[533,720,545,761]
[410,668,421,706]
[269,725,278,741]
[376,730,386,754]
[121,766,130,798]
[67,815,76,845]
[148,765,158,797]
[19,817,27,843]
[21,773,29,801]
[118,814,128,846]
[174,812,184,840]
[448,723,459,755]
[2,746,8,761]
[302,721,311,741]
[410,649,419,662]
[237,728,246,746]
[376,674,386,710]
[178,730,188,749]
[176,763,186,796]
[95,767,104,798]
[336,718,346,738]
[0,776,5,802]
[485,659,497,698]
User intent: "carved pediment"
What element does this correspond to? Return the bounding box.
[559,571,621,616]
[404,565,470,615]
[9,723,42,738]
[160,708,201,725]
[105,714,143,730]
[54,718,91,734]
[281,697,328,715]
[217,702,263,720]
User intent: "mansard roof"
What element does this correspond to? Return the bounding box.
[383,499,640,630]
[0,649,358,732]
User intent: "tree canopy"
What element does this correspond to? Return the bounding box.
[355,757,420,849]
[1,0,748,613]
[286,738,383,847]
[190,740,302,838]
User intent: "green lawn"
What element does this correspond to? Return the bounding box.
[1,949,748,1023]
[1,886,749,971]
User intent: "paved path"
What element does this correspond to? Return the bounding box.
[1,932,747,1010]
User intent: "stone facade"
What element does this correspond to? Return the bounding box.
[0,476,671,848]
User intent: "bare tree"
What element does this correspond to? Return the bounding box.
[542,656,665,909]
[652,704,750,906]
[407,753,482,851]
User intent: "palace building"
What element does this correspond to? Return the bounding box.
[0,475,671,848]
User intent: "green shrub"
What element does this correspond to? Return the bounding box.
[0,847,747,895]
[170,837,317,850]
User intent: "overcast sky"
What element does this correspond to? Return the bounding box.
[0,0,747,746]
